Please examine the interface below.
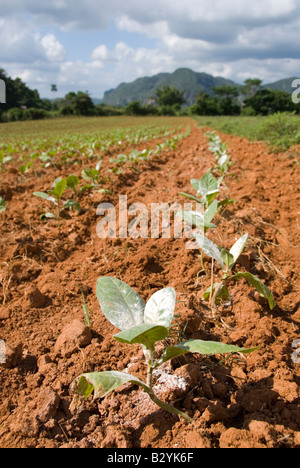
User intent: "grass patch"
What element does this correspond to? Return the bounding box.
[194,112,300,152]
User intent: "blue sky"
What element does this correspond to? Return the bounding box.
[0,0,299,99]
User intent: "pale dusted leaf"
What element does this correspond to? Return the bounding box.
[96,277,145,330]
[229,234,248,269]
[193,233,225,270]
[144,287,176,327]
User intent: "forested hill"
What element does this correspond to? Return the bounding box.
[102,68,299,107]
[102,68,237,106]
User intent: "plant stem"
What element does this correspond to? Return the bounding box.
[149,392,193,424]
[210,281,224,317]
[147,349,154,389]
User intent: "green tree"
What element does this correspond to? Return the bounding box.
[125,100,147,115]
[244,89,297,115]
[242,78,262,98]
[212,85,240,115]
[154,86,186,107]
[190,92,220,115]
[63,91,95,116]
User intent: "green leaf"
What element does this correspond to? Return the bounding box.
[229,234,248,269]
[178,192,203,204]
[0,197,6,214]
[231,272,277,310]
[158,345,190,365]
[77,371,150,400]
[176,340,256,355]
[191,173,219,205]
[114,323,169,349]
[204,200,219,224]
[76,371,194,423]
[33,192,57,205]
[191,173,218,196]
[52,179,67,201]
[66,175,80,192]
[177,210,216,231]
[144,288,176,328]
[203,283,231,305]
[193,233,225,270]
[96,277,146,330]
[221,249,235,272]
[61,199,81,213]
[82,291,91,328]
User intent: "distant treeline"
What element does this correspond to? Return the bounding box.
[0,69,298,123]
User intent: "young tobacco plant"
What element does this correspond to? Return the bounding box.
[194,233,277,313]
[33,177,81,221]
[179,172,235,211]
[206,131,234,176]
[74,277,256,423]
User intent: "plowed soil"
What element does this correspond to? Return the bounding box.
[0,120,299,448]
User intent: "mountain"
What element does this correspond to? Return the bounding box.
[102,68,237,107]
[263,77,299,94]
[102,69,300,107]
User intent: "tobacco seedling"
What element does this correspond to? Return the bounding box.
[194,233,277,312]
[177,200,219,271]
[81,161,103,188]
[206,131,234,176]
[180,172,235,211]
[74,277,256,424]
[33,177,81,220]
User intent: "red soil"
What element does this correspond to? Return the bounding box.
[0,122,299,448]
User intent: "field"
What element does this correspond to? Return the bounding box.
[0,115,299,448]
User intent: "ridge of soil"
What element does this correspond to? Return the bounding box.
[0,121,299,448]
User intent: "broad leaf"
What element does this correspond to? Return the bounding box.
[75,371,193,423]
[158,345,190,365]
[191,173,219,198]
[33,192,57,205]
[229,234,248,269]
[144,288,176,327]
[221,249,235,272]
[114,323,169,349]
[96,277,146,330]
[204,200,219,224]
[66,175,80,192]
[232,272,277,310]
[52,179,67,201]
[77,371,150,400]
[177,210,216,231]
[176,340,256,355]
[193,234,225,270]
[178,192,203,204]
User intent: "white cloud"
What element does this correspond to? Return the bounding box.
[41,34,66,62]
[0,0,300,98]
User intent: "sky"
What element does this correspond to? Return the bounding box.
[0,0,300,99]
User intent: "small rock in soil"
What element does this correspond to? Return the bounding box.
[54,319,92,358]
[24,286,48,309]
